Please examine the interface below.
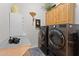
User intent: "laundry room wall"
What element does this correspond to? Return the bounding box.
[22,3,45,47]
[15,3,46,47]
[0,3,79,47]
[0,3,11,44]
[75,3,79,24]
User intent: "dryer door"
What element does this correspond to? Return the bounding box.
[39,30,46,43]
[49,29,65,49]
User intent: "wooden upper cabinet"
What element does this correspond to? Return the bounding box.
[45,3,75,25]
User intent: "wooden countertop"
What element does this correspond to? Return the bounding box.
[0,44,31,56]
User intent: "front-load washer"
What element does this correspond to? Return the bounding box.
[48,24,79,56]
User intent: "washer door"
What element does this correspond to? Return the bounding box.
[49,29,65,49]
[39,29,47,45]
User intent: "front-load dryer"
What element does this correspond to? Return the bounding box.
[38,26,48,55]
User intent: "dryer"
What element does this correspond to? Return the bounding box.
[48,24,79,56]
[38,26,48,55]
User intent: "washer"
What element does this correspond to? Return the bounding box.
[48,24,79,56]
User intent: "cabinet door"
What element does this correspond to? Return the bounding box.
[68,4,75,24]
[46,10,54,25]
[56,4,64,24]
[53,6,59,24]
[60,4,69,24]
[45,3,75,25]
[61,4,75,24]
